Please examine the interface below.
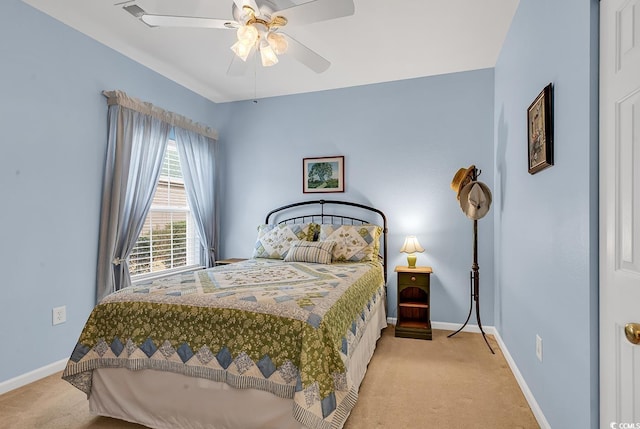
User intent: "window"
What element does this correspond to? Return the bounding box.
[129,139,201,277]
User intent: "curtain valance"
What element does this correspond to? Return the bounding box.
[102,90,218,140]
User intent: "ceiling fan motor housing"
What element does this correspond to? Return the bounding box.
[232,0,277,23]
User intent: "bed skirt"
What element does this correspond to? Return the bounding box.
[88,297,387,429]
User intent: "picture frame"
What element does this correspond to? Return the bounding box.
[303,156,345,193]
[527,83,554,174]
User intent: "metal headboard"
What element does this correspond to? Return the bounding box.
[265,199,388,282]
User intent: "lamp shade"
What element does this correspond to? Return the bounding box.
[267,32,288,55]
[260,41,279,67]
[230,40,252,61]
[236,25,258,45]
[400,236,424,268]
[400,236,424,254]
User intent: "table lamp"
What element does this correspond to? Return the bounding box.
[400,236,424,268]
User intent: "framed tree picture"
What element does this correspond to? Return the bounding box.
[303,156,344,193]
[527,83,554,174]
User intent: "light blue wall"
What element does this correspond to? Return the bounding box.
[2,0,497,386]
[493,0,599,428]
[218,70,496,324]
[3,3,602,427]
[0,0,223,382]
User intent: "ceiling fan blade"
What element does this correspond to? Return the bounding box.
[140,14,234,29]
[283,34,330,73]
[226,53,250,76]
[273,0,355,26]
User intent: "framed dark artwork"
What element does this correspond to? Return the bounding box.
[303,156,344,193]
[527,83,554,174]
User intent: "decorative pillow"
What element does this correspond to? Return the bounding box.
[319,224,383,262]
[284,240,336,264]
[252,223,317,259]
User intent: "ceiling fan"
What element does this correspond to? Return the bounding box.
[123,0,355,75]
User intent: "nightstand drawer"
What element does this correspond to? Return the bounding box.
[398,272,429,287]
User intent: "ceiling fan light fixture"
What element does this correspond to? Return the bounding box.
[236,24,259,45]
[267,32,288,55]
[130,0,355,73]
[260,42,279,67]
[231,40,252,61]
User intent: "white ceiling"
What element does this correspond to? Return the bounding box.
[22,0,519,103]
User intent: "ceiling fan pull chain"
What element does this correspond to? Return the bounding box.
[253,53,258,104]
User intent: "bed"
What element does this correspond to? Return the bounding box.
[62,200,388,429]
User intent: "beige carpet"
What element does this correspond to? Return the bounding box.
[0,327,539,429]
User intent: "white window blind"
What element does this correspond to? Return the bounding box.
[129,140,201,277]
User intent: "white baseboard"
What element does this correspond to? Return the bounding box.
[431,320,497,334]
[492,331,551,429]
[0,358,67,396]
[387,318,550,429]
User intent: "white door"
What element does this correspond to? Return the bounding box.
[600,0,640,426]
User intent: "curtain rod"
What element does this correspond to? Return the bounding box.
[102,90,218,140]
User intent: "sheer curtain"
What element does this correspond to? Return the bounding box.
[175,127,219,268]
[175,127,218,267]
[96,90,219,303]
[96,98,170,302]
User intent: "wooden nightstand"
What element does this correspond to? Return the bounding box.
[215,258,247,266]
[394,266,433,340]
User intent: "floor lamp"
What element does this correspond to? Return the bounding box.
[447,167,495,354]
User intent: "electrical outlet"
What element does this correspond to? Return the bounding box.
[536,334,543,362]
[52,306,66,325]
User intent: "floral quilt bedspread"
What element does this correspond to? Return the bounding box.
[62,258,386,429]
